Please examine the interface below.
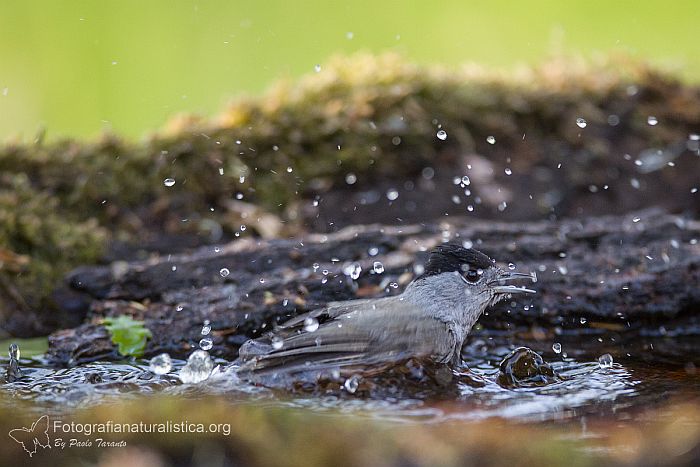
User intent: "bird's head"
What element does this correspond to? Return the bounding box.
[413,243,535,313]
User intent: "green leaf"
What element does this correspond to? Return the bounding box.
[102,315,152,358]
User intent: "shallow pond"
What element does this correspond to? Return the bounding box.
[3,330,697,426]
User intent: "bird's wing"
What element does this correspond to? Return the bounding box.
[273,297,378,331]
[236,298,456,376]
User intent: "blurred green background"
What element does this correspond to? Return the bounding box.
[0,0,698,142]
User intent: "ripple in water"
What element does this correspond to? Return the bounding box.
[1,341,643,424]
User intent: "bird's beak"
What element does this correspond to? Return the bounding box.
[489,270,537,295]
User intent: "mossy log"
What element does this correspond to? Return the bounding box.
[3,54,700,337]
[46,209,700,366]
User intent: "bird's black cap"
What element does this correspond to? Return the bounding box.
[421,243,495,277]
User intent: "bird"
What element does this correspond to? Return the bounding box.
[235,243,535,380]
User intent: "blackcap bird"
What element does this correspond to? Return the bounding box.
[236,243,534,377]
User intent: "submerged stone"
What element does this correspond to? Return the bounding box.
[497,347,558,388]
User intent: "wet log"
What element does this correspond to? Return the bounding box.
[45,209,700,366]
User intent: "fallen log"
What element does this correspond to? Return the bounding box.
[3,55,700,338]
[47,209,700,366]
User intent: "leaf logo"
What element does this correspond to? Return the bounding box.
[8,415,51,457]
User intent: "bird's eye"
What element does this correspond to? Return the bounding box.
[464,269,480,283]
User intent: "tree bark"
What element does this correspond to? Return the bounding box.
[46,209,700,366]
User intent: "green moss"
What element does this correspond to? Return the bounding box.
[0,173,107,314]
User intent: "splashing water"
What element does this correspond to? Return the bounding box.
[303,317,320,333]
[178,350,215,384]
[598,353,614,368]
[149,353,172,375]
[3,330,691,426]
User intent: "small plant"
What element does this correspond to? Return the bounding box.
[102,315,152,357]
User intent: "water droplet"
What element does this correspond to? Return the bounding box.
[368,247,379,256]
[201,323,211,335]
[349,263,362,280]
[304,317,320,332]
[576,118,587,128]
[386,189,399,201]
[647,116,658,126]
[389,282,398,289]
[436,130,447,140]
[498,201,508,212]
[271,336,284,350]
[314,64,321,72]
[344,374,361,393]
[199,337,213,351]
[373,262,385,274]
[322,269,329,276]
[9,343,19,360]
[461,175,471,186]
[552,342,562,354]
[312,263,320,272]
[486,135,496,144]
[580,317,587,324]
[218,167,224,175]
[598,353,614,368]
[149,353,172,375]
[163,178,176,187]
[219,268,230,277]
[286,166,293,173]
[240,225,247,231]
[508,262,516,270]
[504,168,512,175]
[451,195,461,204]
[259,278,265,284]
[632,216,641,223]
[345,173,357,185]
[467,205,474,212]
[176,304,184,312]
[178,350,214,383]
